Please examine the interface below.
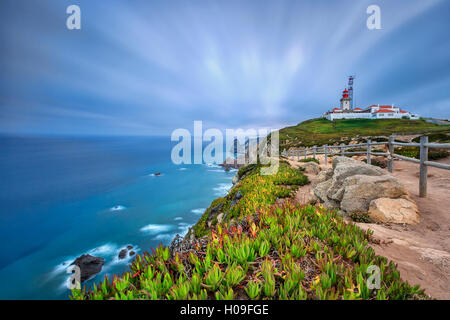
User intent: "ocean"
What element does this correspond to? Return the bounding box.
[0,135,235,299]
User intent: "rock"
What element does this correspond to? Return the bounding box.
[340,175,409,213]
[154,172,161,176]
[327,157,385,201]
[313,168,333,187]
[232,174,239,185]
[70,254,104,283]
[332,156,356,169]
[118,249,128,259]
[298,162,321,174]
[368,198,420,224]
[314,180,332,203]
[217,213,224,224]
[126,245,133,250]
[129,251,135,257]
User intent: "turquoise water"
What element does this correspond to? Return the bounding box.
[0,136,234,299]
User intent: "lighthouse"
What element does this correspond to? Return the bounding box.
[340,88,351,111]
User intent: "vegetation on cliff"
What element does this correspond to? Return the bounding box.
[279,118,450,149]
[71,162,427,300]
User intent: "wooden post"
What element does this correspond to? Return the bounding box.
[367,139,371,165]
[341,143,345,156]
[313,146,316,159]
[324,144,328,165]
[304,149,307,159]
[419,136,428,197]
[388,136,394,173]
[297,150,300,161]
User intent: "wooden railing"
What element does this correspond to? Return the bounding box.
[282,135,450,198]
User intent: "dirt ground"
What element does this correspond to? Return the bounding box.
[286,155,450,299]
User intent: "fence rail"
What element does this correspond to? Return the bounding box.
[282,135,449,198]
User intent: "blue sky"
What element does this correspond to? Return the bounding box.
[1,0,449,135]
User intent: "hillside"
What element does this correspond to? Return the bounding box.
[279,118,450,149]
[72,162,427,300]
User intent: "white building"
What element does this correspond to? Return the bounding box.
[324,89,419,121]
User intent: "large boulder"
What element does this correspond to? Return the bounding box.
[314,180,332,203]
[327,158,385,201]
[368,198,420,224]
[313,167,333,187]
[298,162,321,174]
[70,254,104,283]
[340,175,408,213]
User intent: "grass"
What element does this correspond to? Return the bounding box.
[395,147,449,161]
[298,158,320,164]
[72,162,428,300]
[279,118,450,149]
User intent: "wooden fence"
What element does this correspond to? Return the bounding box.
[282,135,450,198]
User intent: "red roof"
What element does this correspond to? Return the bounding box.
[400,110,408,113]
[332,108,341,111]
[354,108,362,110]
[379,105,394,109]
[343,89,348,93]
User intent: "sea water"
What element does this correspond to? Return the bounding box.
[0,135,234,299]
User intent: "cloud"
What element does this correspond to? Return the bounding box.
[0,0,449,135]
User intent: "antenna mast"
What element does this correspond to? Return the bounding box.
[348,75,355,110]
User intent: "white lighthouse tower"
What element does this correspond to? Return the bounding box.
[340,88,351,111]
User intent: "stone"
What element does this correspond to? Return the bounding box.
[340,175,408,213]
[298,162,321,174]
[314,180,332,203]
[118,249,127,259]
[313,168,333,187]
[327,157,385,201]
[368,198,420,224]
[70,254,104,282]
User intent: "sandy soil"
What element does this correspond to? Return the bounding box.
[285,154,450,299]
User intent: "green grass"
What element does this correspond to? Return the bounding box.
[395,147,449,161]
[72,163,428,300]
[279,118,450,149]
[298,158,320,164]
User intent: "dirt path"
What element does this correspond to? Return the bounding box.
[285,155,450,299]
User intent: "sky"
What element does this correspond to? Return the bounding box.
[0,0,449,136]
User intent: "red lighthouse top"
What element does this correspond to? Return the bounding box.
[342,89,349,99]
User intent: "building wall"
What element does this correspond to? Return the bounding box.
[326,112,419,121]
[326,112,372,120]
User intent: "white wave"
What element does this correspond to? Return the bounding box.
[174,217,183,221]
[148,173,164,177]
[88,243,118,256]
[177,167,187,171]
[153,233,175,242]
[213,183,233,196]
[205,163,221,168]
[109,205,126,212]
[140,224,173,234]
[178,223,191,236]
[191,208,206,215]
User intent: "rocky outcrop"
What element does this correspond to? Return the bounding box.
[313,157,420,224]
[118,246,135,260]
[368,198,420,224]
[70,254,104,282]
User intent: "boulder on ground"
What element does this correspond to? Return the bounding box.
[368,198,420,224]
[340,174,409,213]
[327,158,385,201]
[70,254,104,282]
[313,168,333,187]
[298,162,321,174]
